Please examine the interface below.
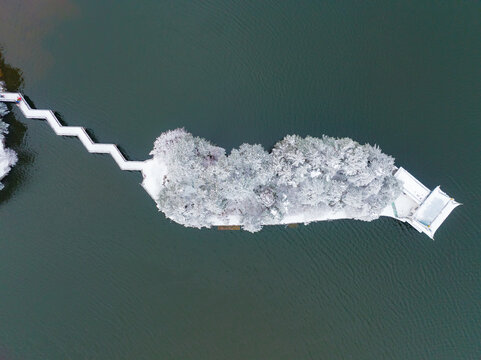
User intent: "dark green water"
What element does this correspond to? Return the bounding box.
[1,1,480,358]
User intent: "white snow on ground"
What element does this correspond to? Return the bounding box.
[142,129,402,232]
[0,101,18,190]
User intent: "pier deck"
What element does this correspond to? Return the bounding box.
[382,167,460,239]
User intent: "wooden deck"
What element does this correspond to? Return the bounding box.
[217,225,241,230]
[217,224,299,230]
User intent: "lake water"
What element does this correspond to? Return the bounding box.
[0,1,480,359]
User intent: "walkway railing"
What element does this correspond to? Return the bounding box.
[0,92,144,171]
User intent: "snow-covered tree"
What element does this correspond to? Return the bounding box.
[0,102,18,191]
[143,129,401,232]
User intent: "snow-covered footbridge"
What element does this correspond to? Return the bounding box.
[0,92,144,171]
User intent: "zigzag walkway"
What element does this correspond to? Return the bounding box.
[0,92,144,171]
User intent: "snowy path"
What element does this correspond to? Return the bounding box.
[0,92,144,171]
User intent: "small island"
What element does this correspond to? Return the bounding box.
[142,129,460,237]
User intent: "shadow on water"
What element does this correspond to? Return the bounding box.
[53,111,68,126]
[0,48,34,203]
[84,128,99,143]
[116,145,135,161]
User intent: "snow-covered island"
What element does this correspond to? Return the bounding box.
[142,129,460,237]
[0,96,17,190]
[142,129,403,232]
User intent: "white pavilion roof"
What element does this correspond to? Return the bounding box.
[386,168,460,239]
[413,186,461,237]
[394,167,430,204]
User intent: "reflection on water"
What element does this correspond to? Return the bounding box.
[0,49,24,91]
[0,0,77,79]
